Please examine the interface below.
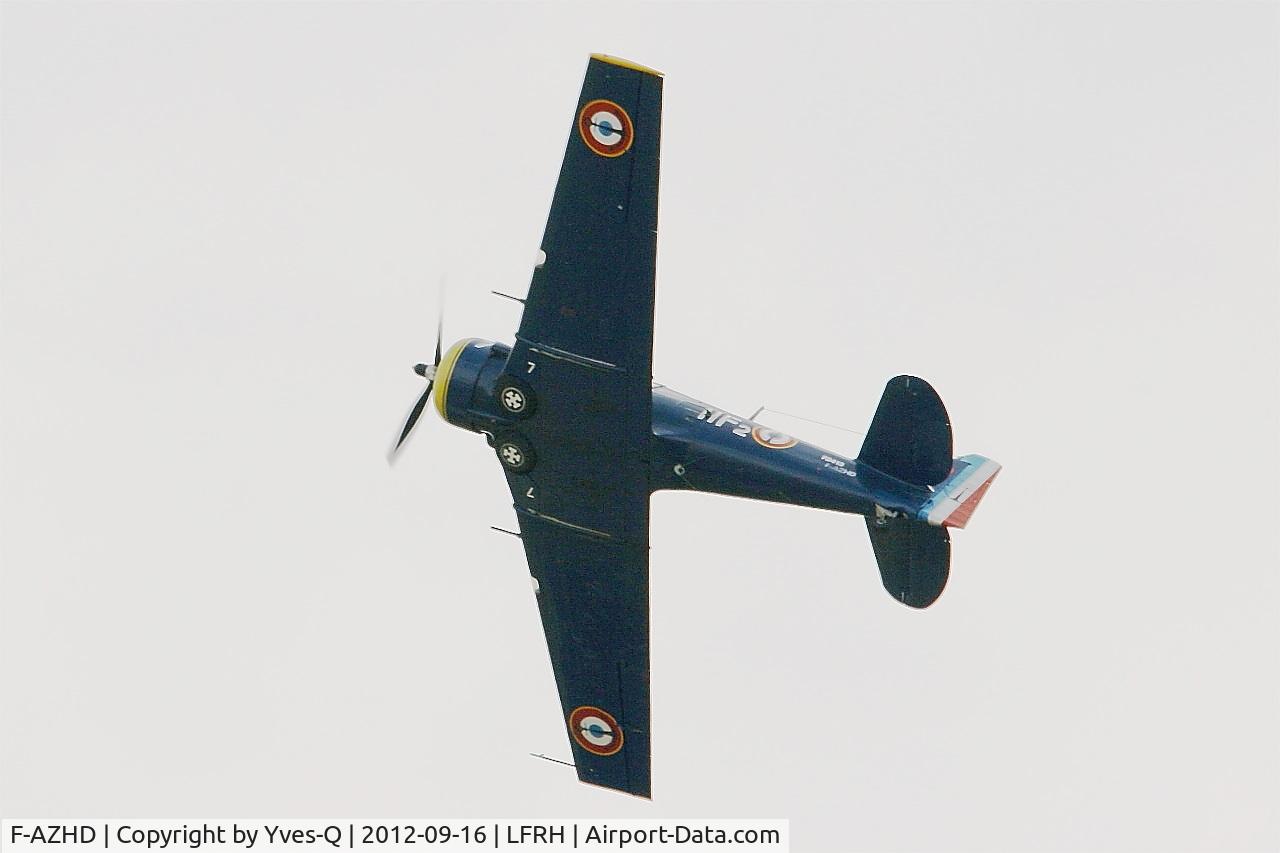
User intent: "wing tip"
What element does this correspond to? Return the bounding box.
[590,53,664,78]
[579,778,653,800]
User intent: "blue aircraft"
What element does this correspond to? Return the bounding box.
[392,55,1000,799]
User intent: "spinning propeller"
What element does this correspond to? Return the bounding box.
[389,289,445,461]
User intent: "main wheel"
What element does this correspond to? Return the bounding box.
[496,376,536,418]
[495,434,536,473]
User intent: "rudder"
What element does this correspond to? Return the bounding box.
[918,454,1002,529]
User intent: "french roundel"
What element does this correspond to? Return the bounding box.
[577,100,634,158]
[752,426,798,450]
[568,705,624,756]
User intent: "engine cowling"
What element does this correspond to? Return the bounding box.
[432,338,513,432]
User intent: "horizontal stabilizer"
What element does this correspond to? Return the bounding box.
[858,376,953,486]
[865,518,951,608]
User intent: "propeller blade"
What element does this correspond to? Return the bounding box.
[432,312,442,366]
[391,380,434,457]
[388,274,447,465]
[434,286,445,366]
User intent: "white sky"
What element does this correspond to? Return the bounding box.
[2,2,1277,850]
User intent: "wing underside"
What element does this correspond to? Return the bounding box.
[500,54,662,798]
[513,507,651,796]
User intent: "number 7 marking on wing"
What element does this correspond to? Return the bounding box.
[527,362,536,373]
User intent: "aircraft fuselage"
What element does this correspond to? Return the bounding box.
[432,337,930,523]
[648,384,929,520]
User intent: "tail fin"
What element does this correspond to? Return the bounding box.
[864,455,1000,608]
[866,517,950,608]
[857,376,953,486]
[917,454,1002,529]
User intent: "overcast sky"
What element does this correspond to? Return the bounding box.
[2,3,1277,850]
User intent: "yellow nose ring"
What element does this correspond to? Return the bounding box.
[432,338,476,422]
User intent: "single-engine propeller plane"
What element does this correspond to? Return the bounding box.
[391,55,1000,799]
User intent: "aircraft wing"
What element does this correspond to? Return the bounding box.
[507,506,651,797]
[515,53,661,386]
[499,55,662,798]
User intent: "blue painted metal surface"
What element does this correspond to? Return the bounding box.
[434,356,942,521]
[397,54,999,799]
[649,384,932,517]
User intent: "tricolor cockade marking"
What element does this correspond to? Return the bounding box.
[696,408,797,450]
[751,426,798,450]
[578,99,634,158]
[568,705,624,756]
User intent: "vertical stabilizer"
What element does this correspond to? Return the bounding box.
[917,455,1002,529]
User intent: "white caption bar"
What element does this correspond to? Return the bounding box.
[1,821,788,853]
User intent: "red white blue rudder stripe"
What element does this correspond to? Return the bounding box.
[916,455,1001,529]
